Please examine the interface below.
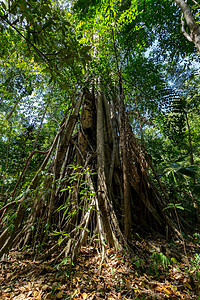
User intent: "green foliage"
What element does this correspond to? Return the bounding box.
[162,97,187,145]
[54,256,73,277]
[163,202,185,211]
[162,163,198,186]
[152,251,171,269]
[132,256,144,270]
[119,0,195,59]
[123,55,173,114]
[0,0,91,87]
[190,253,200,284]
[193,232,200,243]
[51,165,96,244]
[149,251,176,276]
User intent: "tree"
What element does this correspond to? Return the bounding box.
[0,0,198,263]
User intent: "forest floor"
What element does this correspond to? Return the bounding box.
[0,235,200,300]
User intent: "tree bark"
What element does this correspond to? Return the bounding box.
[117,78,132,238]
[121,114,132,238]
[96,93,116,247]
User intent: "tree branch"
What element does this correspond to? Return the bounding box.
[174,0,200,53]
[192,0,200,8]
[181,12,193,42]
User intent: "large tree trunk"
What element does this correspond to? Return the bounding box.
[97,92,121,249]
[0,84,180,261]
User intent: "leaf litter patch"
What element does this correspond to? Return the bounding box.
[0,237,200,299]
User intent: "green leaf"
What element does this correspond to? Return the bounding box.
[193,185,200,195]
[177,166,198,178]
[58,235,63,246]
[41,4,50,16]
[1,1,7,10]
[163,203,184,211]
